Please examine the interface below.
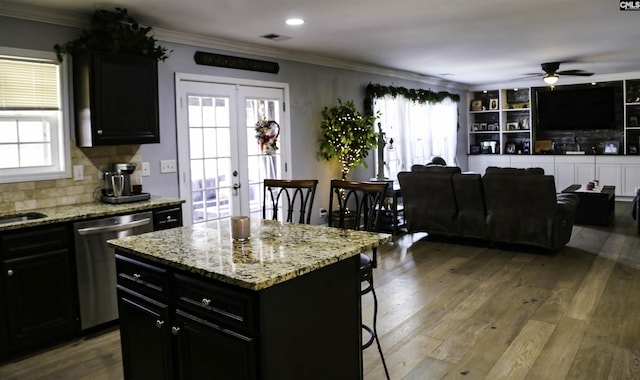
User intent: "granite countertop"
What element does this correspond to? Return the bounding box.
[0,196,185,231]
[108,219,392,291]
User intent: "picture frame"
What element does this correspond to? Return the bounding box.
[489,98,499,110]
[535,139,553,153]
[505,143,516,154]
[470,100,483,111]
[603,141,619,154]
[470,145,481,154]
[506,122,518,131]
[480,123,487,131]
[472,123,479,131]
[519,117,530,130]
[522,141,531,154]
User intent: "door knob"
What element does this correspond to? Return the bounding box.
[171,326,181,335]
[233,183,241,190]
[155,320,165,328]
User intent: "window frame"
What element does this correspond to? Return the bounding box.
[0,46,71,184]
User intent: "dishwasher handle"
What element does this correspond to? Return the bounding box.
[76,218,152,235]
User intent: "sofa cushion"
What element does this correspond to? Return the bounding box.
[485,166,545,175]
[452,173,486,239]
[411,165,462,174]
[483,173,566,249]
[397,171,460,236]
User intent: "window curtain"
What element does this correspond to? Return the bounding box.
[373,95,458,179]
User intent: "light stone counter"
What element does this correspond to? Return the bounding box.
[108,219,392,291]
[0,196,184,231]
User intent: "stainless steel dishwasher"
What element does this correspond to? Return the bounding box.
[73,211,153,330]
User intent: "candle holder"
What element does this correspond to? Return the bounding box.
[230,216,250,241]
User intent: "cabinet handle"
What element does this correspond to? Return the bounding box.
[7,269,13,276]
[201,298,211,307]
[155,320,165,329]
[133,273,141,280]
[171,326,180,335]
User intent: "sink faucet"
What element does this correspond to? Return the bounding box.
[574,136,580,152]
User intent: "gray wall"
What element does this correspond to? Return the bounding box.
[0,15,468,224]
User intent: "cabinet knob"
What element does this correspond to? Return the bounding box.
[201,298,211,307]
[97,129,103,135]
[171,326,180,335]
[155,320,165,329]
[7,269,13,276]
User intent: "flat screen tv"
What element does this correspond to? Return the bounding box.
[533,83,622,131]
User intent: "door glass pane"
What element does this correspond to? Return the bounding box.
[188,94,233,224]
[245,98,281,220]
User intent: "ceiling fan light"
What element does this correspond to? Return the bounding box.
[543,74,559,85]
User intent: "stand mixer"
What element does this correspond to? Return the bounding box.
[100,162,150,204]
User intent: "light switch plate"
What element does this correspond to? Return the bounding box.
[73,165,84,181]
[141,162,151,177]
[160,159,177,173]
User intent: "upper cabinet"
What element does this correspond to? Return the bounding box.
[73,52,160,147]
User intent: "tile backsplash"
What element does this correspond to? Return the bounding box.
[0,140,141,213]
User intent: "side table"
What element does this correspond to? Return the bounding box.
[561,184,615,226]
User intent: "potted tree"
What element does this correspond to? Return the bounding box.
[317,98,379,180]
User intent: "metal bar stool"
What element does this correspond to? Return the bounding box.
[328,179,390,380]
[263,179,318,224]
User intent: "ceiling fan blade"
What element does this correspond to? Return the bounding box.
[557,70,593,76]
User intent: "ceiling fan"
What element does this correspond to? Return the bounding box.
[529,62,594,85]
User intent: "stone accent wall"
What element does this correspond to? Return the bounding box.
[0,141,141,213]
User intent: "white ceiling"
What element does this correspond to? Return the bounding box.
[2,0,640,88]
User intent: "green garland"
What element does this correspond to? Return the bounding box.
[364,83,460,115]
[364,82,460,130]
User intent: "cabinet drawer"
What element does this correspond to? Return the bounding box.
[116,254,169,299]
[174,273,255,333]
[153,207,182,231]
[1,225,70,259]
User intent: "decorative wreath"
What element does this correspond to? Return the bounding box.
[255,118,280,155]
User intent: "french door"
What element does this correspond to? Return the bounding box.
[176,75,290,225]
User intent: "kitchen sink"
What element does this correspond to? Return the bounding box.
[0,212,48,224]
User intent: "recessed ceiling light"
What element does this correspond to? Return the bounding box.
[286,18,304,26]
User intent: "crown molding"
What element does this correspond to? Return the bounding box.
[0,3,466,91]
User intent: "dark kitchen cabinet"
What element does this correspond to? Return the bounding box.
[73,52,160,147]
[116,253,258,380]
[118,288,174,380]
[0,225,77,358]
[116,250,362,380]
[175,310,257,380]
[152,206,183,231]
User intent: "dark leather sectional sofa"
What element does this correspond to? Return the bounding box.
[397,165,580,250]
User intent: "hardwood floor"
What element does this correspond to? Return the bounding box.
[1,201,639,379]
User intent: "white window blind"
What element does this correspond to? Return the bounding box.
[0,57,60,110]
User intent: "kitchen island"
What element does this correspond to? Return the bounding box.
[108,219,391,380]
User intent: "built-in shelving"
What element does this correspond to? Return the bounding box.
[468,79,640,156]
[468,88,531,155]
[625,79,640,155]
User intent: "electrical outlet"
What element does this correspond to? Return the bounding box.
[319,208,327,218]
[160,159,177,173]
[98,165,107,180]
[141,162,151,177]
[73,165,84,181]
